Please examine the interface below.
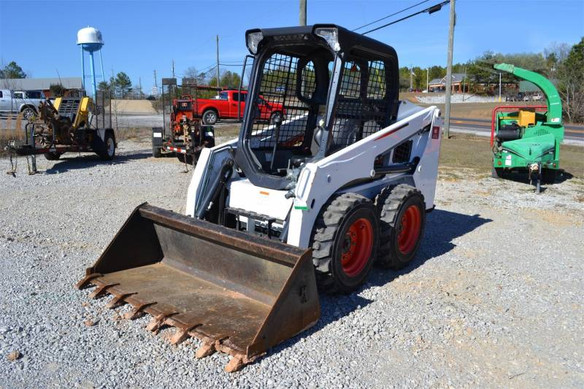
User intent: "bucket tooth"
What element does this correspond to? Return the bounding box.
[123,302,156,320]
[89,283,118,299]
[170,324,201,345]
[76,273,103,290]
[195,342,217,359]
[225,356,245,373]
[105,293,135,309]
[77,204,321,370]
[146,312,177,333]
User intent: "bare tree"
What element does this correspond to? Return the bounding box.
[551,39,584,123]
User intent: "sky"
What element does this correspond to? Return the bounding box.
[1,0,583,95]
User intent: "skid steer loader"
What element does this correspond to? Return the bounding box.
[77,25,442,372]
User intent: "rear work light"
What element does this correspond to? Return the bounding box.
[315,27,340,52]
[246,31,264,54]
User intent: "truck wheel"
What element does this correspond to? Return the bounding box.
[270,111,283,125]
[375,184,425,270]
[202,110,218,125]
[22,107,36,121]
[312,193,378,294]
[98,132,116,160]
[44,151,62,161]
[492,166,506,178]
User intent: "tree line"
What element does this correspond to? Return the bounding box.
[401,38,582,122]
[1,37,582,122]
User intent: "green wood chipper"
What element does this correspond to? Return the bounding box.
[491,63,564,192]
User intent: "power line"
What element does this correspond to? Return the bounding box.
[199,63,216,72]
[353,0,431,32]
[362,0,450,35]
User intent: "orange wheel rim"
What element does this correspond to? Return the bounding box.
[340,218,373,277]
[398,205,421,254]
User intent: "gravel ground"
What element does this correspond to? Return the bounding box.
[0,139,583,388]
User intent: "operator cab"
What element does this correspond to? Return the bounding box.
[235,24,399,190]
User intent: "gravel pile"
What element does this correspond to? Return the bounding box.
[1,140,582,388]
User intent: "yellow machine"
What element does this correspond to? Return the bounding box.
[6,93,117,169]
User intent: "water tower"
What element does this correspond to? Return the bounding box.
[77,26,105,98]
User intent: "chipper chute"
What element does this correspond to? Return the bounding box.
[76,204,320,372]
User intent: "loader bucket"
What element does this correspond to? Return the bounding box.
[76,203,320,372]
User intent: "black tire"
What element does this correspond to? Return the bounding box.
[541,168,557,184]
[22,107,36,121]
[375,184,426,270]
[492,166,506,178]
[311,193,378,294]
[202,110,218,125]
[177,153,194,165]
[98,132,116,160]
[152,145,162,158]
[270,111,283,125]
[44,151,62,161]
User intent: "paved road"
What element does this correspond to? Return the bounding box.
[450,117,584,143]
[2,113,583,145]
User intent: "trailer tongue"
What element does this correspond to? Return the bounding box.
[76,204,319,372]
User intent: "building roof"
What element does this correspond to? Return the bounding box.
[0,77,83,90]
[428,73,466,86]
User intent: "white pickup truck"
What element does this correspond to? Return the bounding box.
[0,89,45,120]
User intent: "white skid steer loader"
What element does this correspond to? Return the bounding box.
[78,24,442,372]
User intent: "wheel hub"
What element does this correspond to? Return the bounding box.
[397,205,421,254]
[340,218,373,277]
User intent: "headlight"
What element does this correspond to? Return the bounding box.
[315,27,340,52]
[246,31,264,54]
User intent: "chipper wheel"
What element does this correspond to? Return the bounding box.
[311,193,379,294]
[375,184,425,270]
[44,151,62,161]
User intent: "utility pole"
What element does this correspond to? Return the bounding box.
[216,35,220,89]
[139,77,142,98]
[410,66,413,91]
[154,70,158,95]
[171,61,176,98]
[462,67,466,101]
[426,68,429,92]
[299,0,307,26]
[443,0,456,139]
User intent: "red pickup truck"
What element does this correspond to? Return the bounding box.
[196,90,284,125]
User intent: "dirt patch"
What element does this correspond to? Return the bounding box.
[525,208,583,227]
[111,100,157,114]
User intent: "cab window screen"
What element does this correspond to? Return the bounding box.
[249,52,311,149]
